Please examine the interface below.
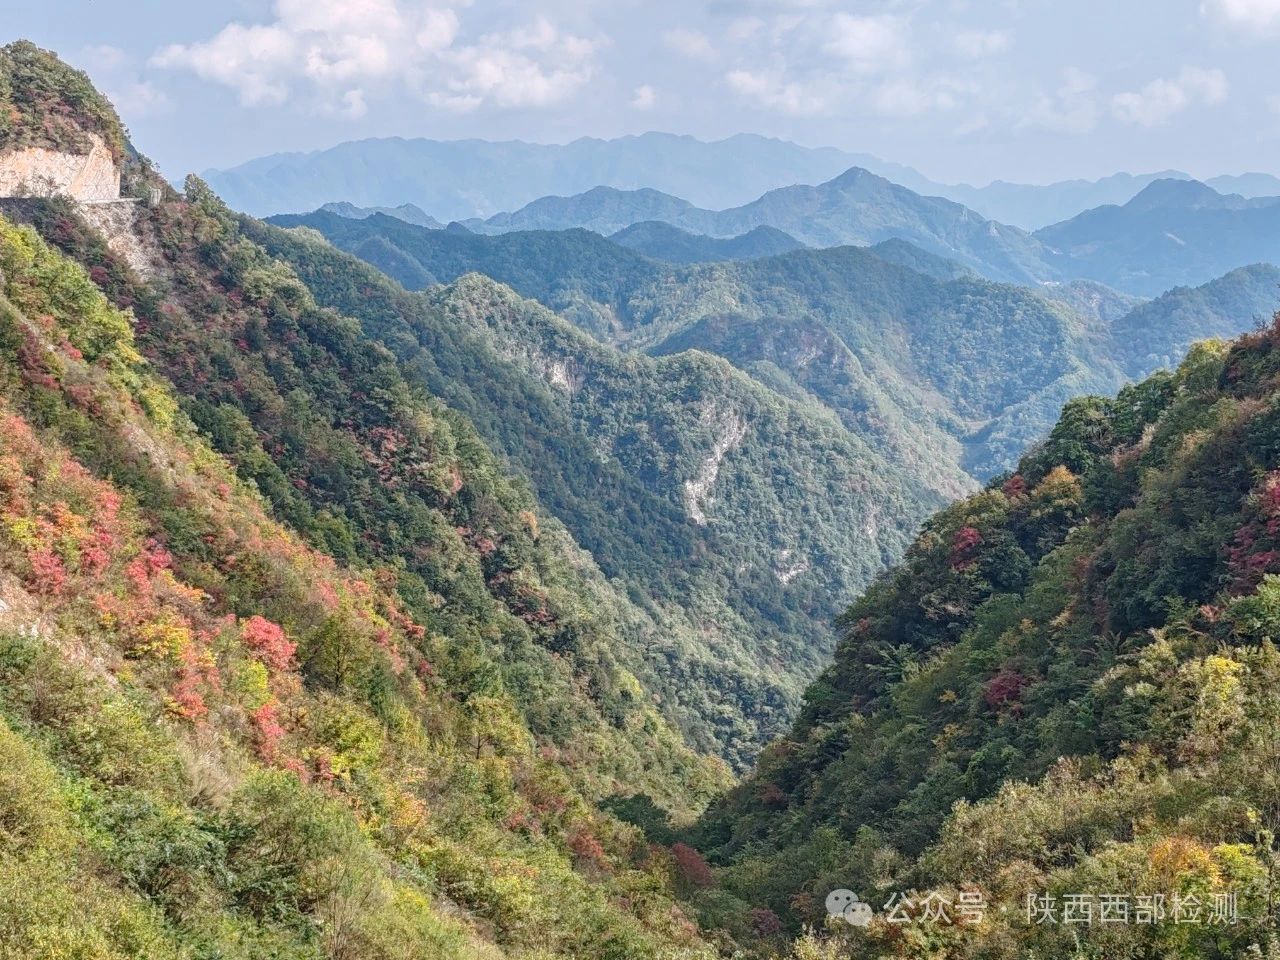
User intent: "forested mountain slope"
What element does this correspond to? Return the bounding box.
[1110,263,1280,374]
[272,210,1157,483]
[1036,178,1280,296]
[0,41,738,959]
[1,39,963,771]
[686,322,1280,958]
[608,221,805,264]
[242,216,952,766]
[282,209,1280,486]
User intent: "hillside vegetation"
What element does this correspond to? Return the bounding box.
[278,209,1276,485]
[0,210,721,959]
[242,214,948,766]
[0,40,750,959]
[688,320,1280,958]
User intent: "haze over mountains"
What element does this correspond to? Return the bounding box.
[1035,177,1280,295]
[204,132,1280,229]
[313,168,1280,298]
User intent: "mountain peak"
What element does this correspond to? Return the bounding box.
[1125,177,1224,211]
[827,165,887,188]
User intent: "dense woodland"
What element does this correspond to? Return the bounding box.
[0,43,734,959]
[7,38,1280,960]
[275,209,1280,481]
[684,326,1280,957]
[245,213,947,765]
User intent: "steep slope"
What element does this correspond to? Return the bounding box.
[0,211,721,960]
[242,216,951,765]
[687,323,1280,958]
[1036,178,1280,295]
[608,221,805,264]
[0,39,750,959]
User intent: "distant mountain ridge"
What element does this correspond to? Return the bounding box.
[203,131,1280,229]
[459,169,1055,285]
[319,200,443,228]
[1034,177,1280,295]
[202,132,876,219]
[608,222,805,263]
[447,171,1280,296]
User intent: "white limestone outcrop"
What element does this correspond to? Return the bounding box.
[0,133,120,202]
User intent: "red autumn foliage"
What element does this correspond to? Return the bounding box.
[984,668,1027,709]
[671,842,714,888]
[1228,471,1280,590]
[240,615,296,672]
[168,668,208,721]
[949,526,983,570]
[1002,473,1028,499]
[28,547,66,595]
[749,907,783,936]
[251,700,286,760]
[568,827,608,867]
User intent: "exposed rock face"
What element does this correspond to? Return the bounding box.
[0,133,120,202]
[76,201,159,280]
[683,407,747,525]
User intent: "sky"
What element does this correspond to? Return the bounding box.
[10,0,1280,185]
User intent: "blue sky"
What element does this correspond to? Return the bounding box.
[12,1,1280,185]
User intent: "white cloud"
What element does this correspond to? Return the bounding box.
[151,1,595,114]
[725,68,827,115]
[718,8,986,120]
[1023,67,1099,134]
[1112,67,1228,127]
[82,44,130,72]
[108,81,172,117]
[954,29,1011,59]
[1202,0,1280,27]
[824,14,908,74]
[631,84,657,110]
[429,18,599,111]
[870,76,966,117]
[663,28,716,61]
[80,44,172,118]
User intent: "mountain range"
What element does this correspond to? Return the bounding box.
[273,209,1280,475]
[405,171,1280,297]
[450,170,1053,285]
[203,132,1280,229]
[1035,177,1280,295]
